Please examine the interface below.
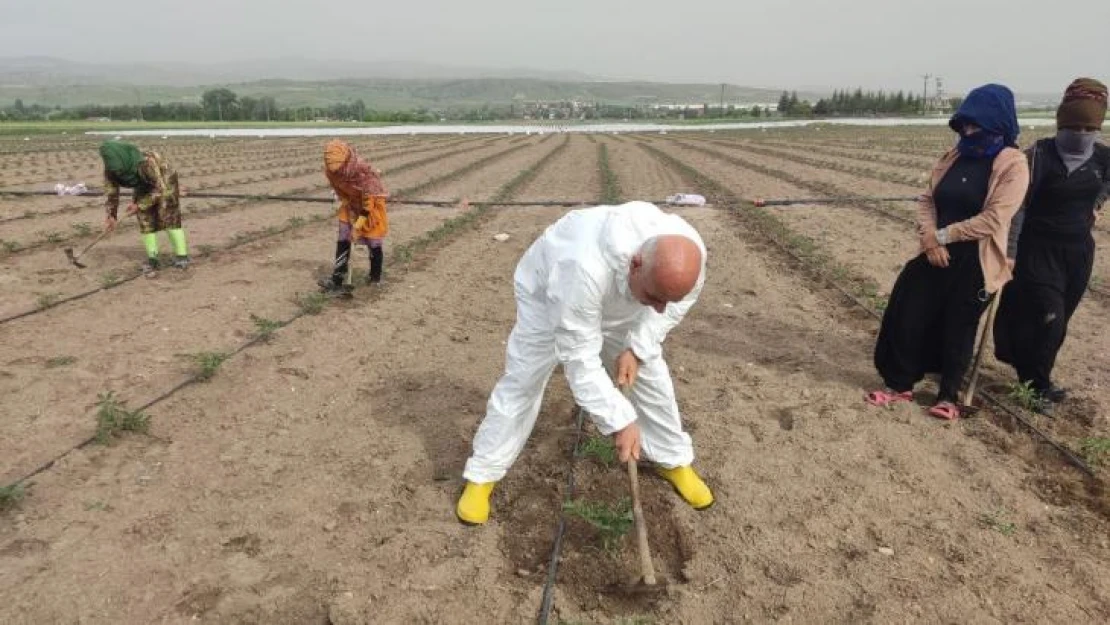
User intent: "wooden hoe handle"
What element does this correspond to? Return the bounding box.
[627,457,657,585]
[620,382,656,585]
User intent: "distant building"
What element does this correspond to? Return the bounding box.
[520,99,595,120]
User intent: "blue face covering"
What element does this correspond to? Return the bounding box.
[1056,128,1099,154]
[1055,128,1099,173]
[956,130,1005,159]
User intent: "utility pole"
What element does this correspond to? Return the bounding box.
[921,73,932,115]
[720,83,725,118]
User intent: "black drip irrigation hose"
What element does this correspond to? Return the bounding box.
[0,183,318,225]
[11,376,199,487]
[668,140,922,227]
[0,271,144,325]
[536,406,587,625]
[4,311,299,490]
[747,201,1109,328]
[752,195,921,207]
[977,392,1096,477]
[0,210,334,327]
[0,188,678,208]
[0,141,493,227]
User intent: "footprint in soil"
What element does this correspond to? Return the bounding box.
[175,585,223,618]
[161,270,194,283]
[222,533,262,557]
[0,538,49,557]
[776,408,795,431]
[1055,396,1100,428]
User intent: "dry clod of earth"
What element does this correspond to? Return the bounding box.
[327,592,371,625]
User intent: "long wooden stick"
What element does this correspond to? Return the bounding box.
[620,382,656,586]
[964,293,1001,407]
[626,457,656,585]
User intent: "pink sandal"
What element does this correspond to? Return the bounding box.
[927,401,961,421]
[865,389,913,407]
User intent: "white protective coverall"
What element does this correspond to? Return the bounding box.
[462,201,706,483]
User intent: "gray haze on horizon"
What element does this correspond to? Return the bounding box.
[2,0,1107,95]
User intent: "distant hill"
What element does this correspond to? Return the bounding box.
[0,56,805,110]
[0,56,597,86]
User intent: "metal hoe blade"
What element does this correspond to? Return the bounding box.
[64,246,87,268]
[63,229,110,269]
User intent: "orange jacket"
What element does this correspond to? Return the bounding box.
[327,171,388,239]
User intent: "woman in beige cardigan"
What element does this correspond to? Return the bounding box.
[866,84,1030,420]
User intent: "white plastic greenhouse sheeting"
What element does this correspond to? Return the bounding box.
[85,117,1060,138]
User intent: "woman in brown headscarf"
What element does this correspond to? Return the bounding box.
[319,139,389,293]
[993,78,1109,415]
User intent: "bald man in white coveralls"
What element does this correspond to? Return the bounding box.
[456,201,715,525]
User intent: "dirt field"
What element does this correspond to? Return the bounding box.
[1,127,1107,624]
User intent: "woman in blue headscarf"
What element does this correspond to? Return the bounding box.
[866,84,1030,420]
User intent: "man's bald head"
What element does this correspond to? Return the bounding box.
[630,234,703,312]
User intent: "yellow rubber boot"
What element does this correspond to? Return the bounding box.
[656,465,715,510]
[456,481,496,525]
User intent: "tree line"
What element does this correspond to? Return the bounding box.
[0,89,434,123]
[777,89,964,117]
[0,90,775,123]
[1,86,967,123]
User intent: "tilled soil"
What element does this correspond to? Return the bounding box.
[1,129,1107,625]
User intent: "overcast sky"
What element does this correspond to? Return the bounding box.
[2,0,1107,94]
